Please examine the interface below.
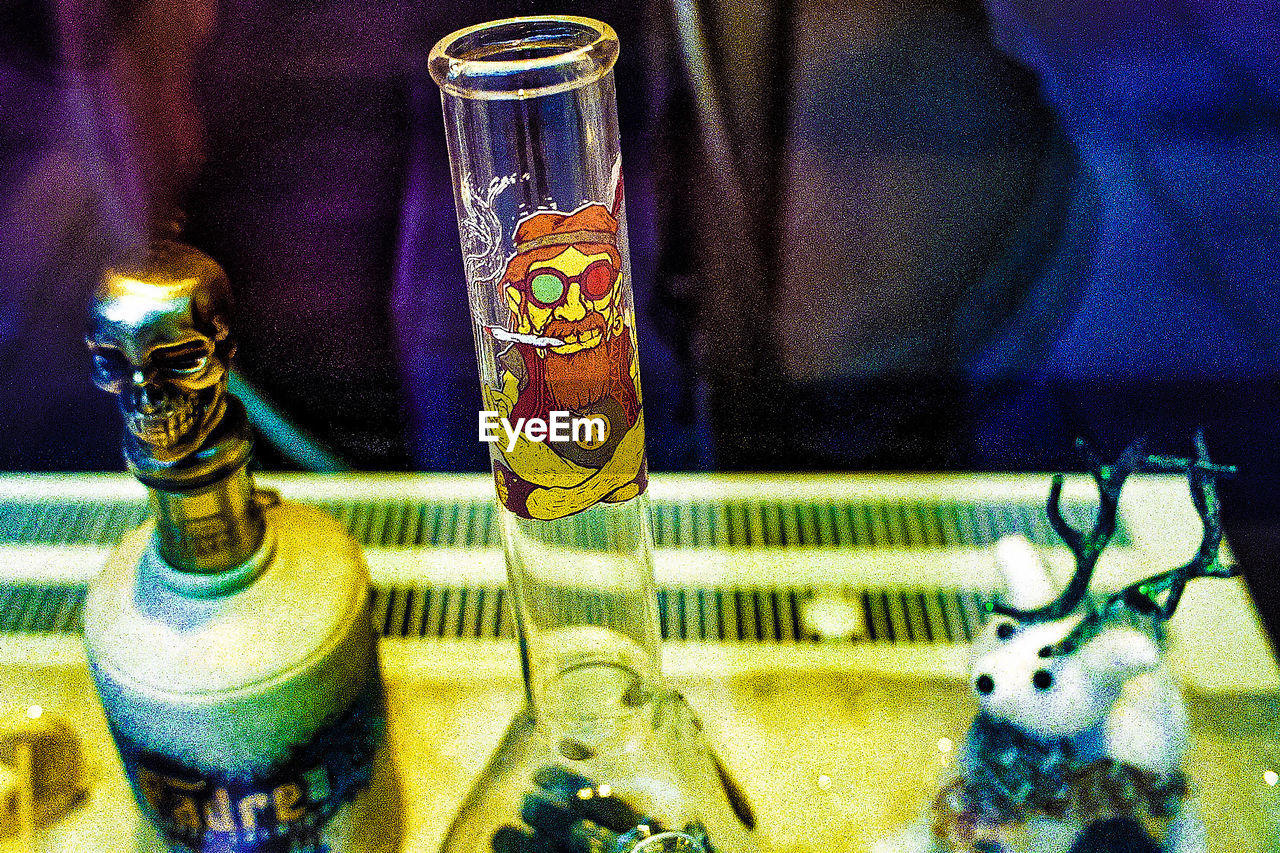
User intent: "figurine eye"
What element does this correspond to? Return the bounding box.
[995,622,1016,640]
[153,343,212,375]
[91,347,130,382]
[166,354,207,373]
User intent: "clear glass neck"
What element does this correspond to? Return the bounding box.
[501,496,662,749]
[428,17,757,853]
[431,12,653,745]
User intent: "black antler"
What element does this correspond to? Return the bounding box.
[999,431,1238,657]
[995,436,1150,623]
[1098,429,1237,622]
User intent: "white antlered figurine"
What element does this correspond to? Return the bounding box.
[877,433,1236,853]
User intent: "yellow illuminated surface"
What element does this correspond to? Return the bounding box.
[0,472,1276,851]
[0,642,1276,852]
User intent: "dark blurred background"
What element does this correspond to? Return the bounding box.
[1,0,1276,634]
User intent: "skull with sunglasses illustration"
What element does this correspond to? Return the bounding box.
[486,202,646,520]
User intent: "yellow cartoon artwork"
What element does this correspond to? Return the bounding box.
[482,201,647,520]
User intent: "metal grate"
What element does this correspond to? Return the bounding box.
[0,582,88,634]
[0,581,995,643]
[0,501,149,547]
[0,494,1112,640]
[0,496,1126,549]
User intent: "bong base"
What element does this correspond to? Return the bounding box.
[441,685,756,853]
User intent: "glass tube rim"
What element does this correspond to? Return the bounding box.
[429,15,619,101]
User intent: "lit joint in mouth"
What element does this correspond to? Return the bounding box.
[479,410,607,453]
[554,329,603,350]
[486,326,566,348]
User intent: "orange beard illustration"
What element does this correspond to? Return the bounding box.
[499,203,639,426]
[542,313,610,411]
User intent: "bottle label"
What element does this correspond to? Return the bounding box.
[110,678,385,852]
[466,163,648,520]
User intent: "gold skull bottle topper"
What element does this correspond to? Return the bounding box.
[83,238,400,852]
[88,241,257,569]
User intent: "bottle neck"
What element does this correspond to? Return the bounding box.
[128,397,265,572]
[148,462,264,571]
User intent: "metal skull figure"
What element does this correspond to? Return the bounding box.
[87,240,235,466]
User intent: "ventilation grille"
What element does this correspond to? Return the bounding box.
[0,581,996,643]
[0,582,88,634]
[0,497,1125,549]
[0,494,1115,640]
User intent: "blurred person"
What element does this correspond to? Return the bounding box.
[977,0,1280,626]
[648,0,1083,470]
[645,0,1279,632]
[0,0,213,469]
[647,0,1280,483]
[970,0,1280,478]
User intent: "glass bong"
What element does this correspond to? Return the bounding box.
[428,16,757,853]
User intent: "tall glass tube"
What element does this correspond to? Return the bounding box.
[430,17,755,853]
